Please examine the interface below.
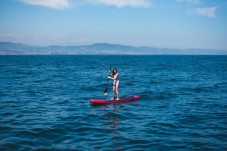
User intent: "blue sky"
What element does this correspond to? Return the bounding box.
[0,0,227,50]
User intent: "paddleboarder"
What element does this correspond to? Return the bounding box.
[108,68,120,100]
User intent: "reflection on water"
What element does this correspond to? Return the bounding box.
[105,105,121,133]
[104,105,123,150]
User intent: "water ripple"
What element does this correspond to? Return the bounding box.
[0,55,226,150]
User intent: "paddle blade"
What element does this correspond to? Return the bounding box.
[104,88,108,95]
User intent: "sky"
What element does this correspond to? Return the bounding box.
[0,0,227,50]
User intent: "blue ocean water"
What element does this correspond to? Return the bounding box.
[0,55,226,150]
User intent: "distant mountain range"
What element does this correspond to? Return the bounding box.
[0,42,226,55]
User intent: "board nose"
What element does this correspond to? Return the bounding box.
[134,95,140,99]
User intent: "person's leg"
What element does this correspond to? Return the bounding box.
[112,85,116,100]
[115,81,120,100]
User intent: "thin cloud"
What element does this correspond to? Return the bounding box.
[176,0,217,18]
[18,0,151,9]
[0,33,22,38]
[88,0,151,8]
[176,0,200,3]
[18,0,70,9]
[195,7,217,18]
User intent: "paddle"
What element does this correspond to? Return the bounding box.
[104,65,112,95]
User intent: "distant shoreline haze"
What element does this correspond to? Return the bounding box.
[0,42,226,55]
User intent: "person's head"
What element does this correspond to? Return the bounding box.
[112,68,118,75]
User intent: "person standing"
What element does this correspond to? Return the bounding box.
[108,68,120,100]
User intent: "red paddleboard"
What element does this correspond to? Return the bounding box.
[90,95,140,105]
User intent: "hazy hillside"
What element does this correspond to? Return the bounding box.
[0,42,226,55]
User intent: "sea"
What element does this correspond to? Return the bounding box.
[0,55,226,150]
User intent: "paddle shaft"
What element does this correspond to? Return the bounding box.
[104,65,112,94]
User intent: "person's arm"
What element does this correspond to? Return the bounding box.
[107,70,112,78]
[109,73,118,80]
[113,73,118,80]
[108,75,114,80]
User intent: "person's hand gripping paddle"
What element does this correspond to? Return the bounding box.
[104,65,112,95]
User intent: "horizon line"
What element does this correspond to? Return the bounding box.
[0,41,226,51]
